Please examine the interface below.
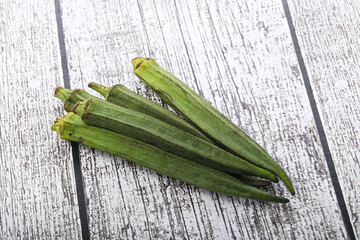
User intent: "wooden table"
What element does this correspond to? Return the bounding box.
[1,0,359,239]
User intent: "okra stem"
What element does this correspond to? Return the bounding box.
[52,113,289,203]
[54,87,72,102]
[55,87,97,112]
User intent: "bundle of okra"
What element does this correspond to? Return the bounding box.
[52,58,294,203]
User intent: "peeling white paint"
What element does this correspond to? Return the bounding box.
[27,78,42,89]
[0,0,81,238]
[287,0,360,236]
[334,80,349,90]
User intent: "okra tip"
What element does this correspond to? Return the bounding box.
[279,198,290,203]
[88,82,110,98]
[277,171,295,195]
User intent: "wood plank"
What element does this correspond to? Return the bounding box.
[0,1,81,238]
[287,0,360,236]
[60,0,347,238]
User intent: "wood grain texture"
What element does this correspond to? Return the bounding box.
[287,0,360,236]
[0,1,81,238]
[60,0,347,238]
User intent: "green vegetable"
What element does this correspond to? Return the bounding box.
[52,112,288,203]
[88,82,211,142]
[55,87,273,186]
[132,58,294,195]
[68,96,277,181]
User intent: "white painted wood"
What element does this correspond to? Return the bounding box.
[287,0,360,236]
[0,1,81,238]
[60,0,348,238]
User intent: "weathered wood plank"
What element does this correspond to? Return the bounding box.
[60,0,347,238]
[287,0,360,236]
[0,1,81,238]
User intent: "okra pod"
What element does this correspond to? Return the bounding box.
[132,58,294,195]
[52,112,288,203]
[88,82,211,143]
[70,97,277,181]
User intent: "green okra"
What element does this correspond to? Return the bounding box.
[52,112,288,203]
[132,58,294,195]
[87,83,274,186]
[88,82,212,143]
[55,88,275,187]
[69,96,278,182]
[55,87,277,186]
